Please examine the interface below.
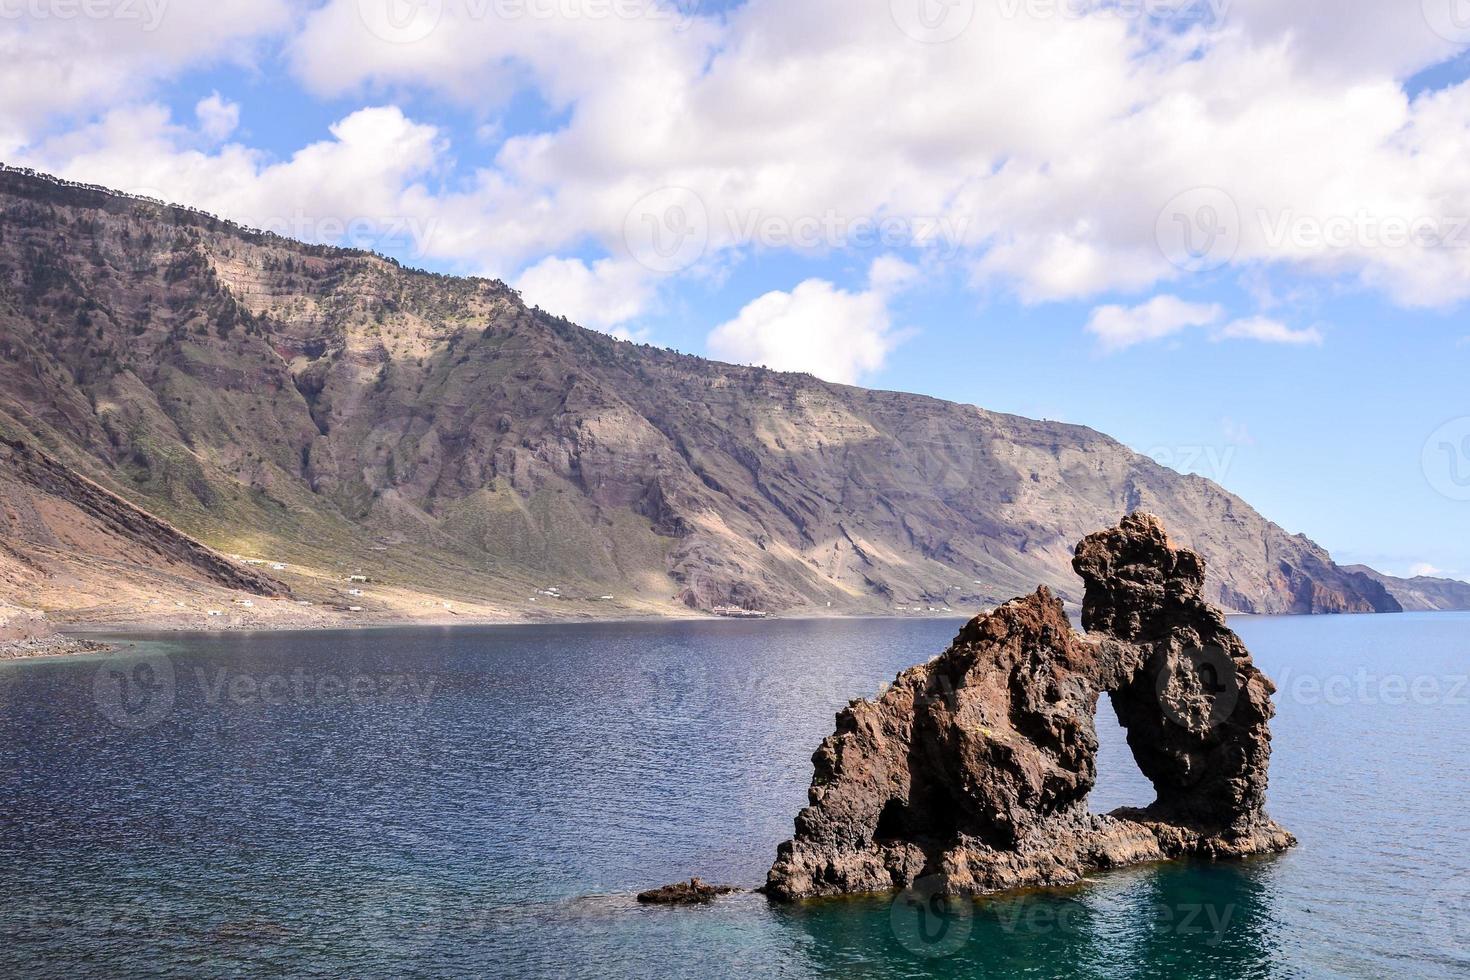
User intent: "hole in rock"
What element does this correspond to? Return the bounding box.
[875,798,913,841]
[1089,708,1155,814]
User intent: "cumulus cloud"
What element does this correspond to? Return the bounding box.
[514,256,658,332]
[10,0,1470,348]
[0,0,290,137]
[1409,562,1444,577]
[267,0,1470,314]
[17,104,446,258]
[195,93,240,142]
[1086,296,1225,352]
[706,258,918,384]
[1213,316,1324,346]
[1087,298,1324,352]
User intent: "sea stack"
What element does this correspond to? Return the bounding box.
[765,512,1295,901]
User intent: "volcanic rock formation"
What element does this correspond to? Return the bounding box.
[765,513,1295,901]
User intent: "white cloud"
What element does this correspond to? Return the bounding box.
[10,0,1470,337]
[514,256,657,332]
[706,258,918,384]
[1409,563,1444,578]
[265,0,1470,313]
[1086,296,1224,352]
[195,93,240,142]
[0,0,290,138]
[1213,316,1324,346]
[1087,298,1325,352]
[16,104,446,258]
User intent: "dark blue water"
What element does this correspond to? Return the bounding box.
[1,613,1467,978]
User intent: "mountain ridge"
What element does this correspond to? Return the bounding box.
[0,164,1453,630]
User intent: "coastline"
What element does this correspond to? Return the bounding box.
[10,604,1462,663]
[0,633,120,661]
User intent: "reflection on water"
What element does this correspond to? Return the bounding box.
[0,613,1466,977]
[778,859,1286,980]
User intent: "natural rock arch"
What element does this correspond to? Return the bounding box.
[766,513,1294,901]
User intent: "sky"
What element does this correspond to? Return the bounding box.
[2,0,1470,579]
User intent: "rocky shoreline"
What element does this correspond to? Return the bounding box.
[0,633,116,661]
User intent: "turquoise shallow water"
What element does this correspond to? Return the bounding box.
[0,613,1467,977]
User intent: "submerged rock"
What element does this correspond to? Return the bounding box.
[765,512,1295,901]
[636,878,740,905]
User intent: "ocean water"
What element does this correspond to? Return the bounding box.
[0,613,1467,978]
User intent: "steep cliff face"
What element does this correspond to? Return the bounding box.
[766,514,1294,901]
[0,167,1408,620]
[1344,565,1470,612]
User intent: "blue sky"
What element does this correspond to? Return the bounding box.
[4,0,1470,579]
